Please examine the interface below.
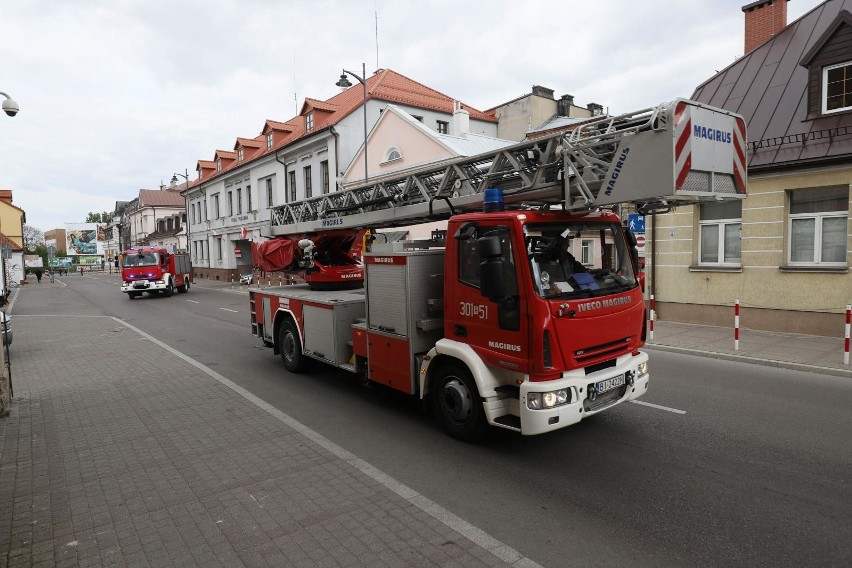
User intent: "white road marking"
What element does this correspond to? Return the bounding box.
[187,300,200,304]
[630,400,687,414]
[219,308,238,313]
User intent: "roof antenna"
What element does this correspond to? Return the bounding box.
[293,48,298,115]
[374,5,379,71]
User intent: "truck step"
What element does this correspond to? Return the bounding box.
[493,415,521,430]
[339,363,356,373]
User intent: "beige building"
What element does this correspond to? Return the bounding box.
[649,0,852,336]
[487,85,601,142]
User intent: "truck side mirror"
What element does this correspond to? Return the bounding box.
[477,234,506,301]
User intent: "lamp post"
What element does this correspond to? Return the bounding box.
[335,63,369,183]
[0,91,19,117]
[171,169,190,254]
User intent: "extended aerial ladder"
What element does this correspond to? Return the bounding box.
[269,98,747,236]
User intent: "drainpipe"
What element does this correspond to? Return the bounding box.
[330,126,340,191]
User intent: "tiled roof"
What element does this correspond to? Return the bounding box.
[236,137,264,149]
[214,150,237,160]
[692,0,852,170]
[195,68,496,186]
[0,233,23,252]
[138,189,186,208]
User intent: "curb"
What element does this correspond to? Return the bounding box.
[645,343,852,379]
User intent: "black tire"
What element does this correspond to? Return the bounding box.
[128,292,140,299]
[164,280,174,297]
[279,319,311,373]
[184,279,190,292]
[430,362,488,442]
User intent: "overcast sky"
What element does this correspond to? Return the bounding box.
[1,0,819,233]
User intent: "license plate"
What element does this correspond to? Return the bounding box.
[133,281,149,289]
[595,374,625,394]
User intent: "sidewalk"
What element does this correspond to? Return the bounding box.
[0,312,537,567]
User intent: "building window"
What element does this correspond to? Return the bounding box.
[236,188,242,214]
[437,120,448,134]
[412,115,423,122]
[823,61,852,114]
[305,111,314,132]
[700,201,742,265]
[212,194,220,218]
[237,147,244,162]
[266,132,274,149]
[288,171,296,202]
[581,239,594,265]
[246,185,252,212]
[203,199,208,221]
[788,186,849,265]
[321,161,330,194]
[216,160,221,172]
[385,148,402,162]
[304,165,313,198]
[227,191,234,216]
[216,237,223,260]
[266,178,273,207]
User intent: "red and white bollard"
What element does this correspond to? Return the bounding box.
[844,304,850,366]
[279,274,283,286]
[231,276,235,289]
[649,294,655,341]
[734,299,740,351]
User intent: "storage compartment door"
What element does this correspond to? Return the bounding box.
[367,332,414,394]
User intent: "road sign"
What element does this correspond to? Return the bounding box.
[628,214,645,233]
[635,234,646,254]
[234,247,241,257]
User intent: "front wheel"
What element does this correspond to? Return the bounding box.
[279,319,312,373]
[430,362,488,442]
[164,280,174,297]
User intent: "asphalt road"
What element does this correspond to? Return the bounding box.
[11,273,852,567]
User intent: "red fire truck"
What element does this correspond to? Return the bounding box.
[249,99,747,440]
[120,247,192,299]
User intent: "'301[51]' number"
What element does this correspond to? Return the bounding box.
[459,301,488,320]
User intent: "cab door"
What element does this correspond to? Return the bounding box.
[447,221,529,373]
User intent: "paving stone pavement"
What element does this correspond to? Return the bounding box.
[0,314,539,568]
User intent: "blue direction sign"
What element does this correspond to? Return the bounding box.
[627,213,645,233]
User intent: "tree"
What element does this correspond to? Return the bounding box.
[23,224,44,250]
[85,211,110,223]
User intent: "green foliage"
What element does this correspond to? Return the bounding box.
[84,211,111,223]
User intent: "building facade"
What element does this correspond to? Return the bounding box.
[649,0,852,336]
[185,68,498,282]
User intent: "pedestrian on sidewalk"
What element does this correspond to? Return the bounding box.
[48,269,54,283]
[35,269,42,283]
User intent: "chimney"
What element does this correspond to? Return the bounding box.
[742,0,788,53]
[531,85,555,99]
[587,102,604,116]
[557,94,574,117]
[452,100,470,136]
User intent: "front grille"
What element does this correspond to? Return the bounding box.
[575,337,630,365]
[584,385,627,412]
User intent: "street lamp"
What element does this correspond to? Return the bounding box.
[335,63,369,183]
[171,169,191,254]
[0,91,19,117]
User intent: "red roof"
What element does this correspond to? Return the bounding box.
[138,189,186,208]
[0,233,23,252]
[236,137,264,149]
[195,68,496,186]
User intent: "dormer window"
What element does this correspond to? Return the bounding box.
[823,61,852,114]
[237,147,244,162]
[306,111,314,132]
[216,160,222,172]
[266,132,273,149]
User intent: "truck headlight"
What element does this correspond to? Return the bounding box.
[638,361,648,376]
[527,388,571,410]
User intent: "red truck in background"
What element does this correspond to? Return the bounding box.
[120,247,192,299]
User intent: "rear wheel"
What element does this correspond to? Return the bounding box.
[279,319,312,373]
[430,362,488,442]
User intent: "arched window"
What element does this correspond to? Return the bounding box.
[385,147,402,162]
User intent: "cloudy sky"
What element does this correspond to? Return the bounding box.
[1,0,819,233]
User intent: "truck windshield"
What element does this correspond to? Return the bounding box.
[525,222,637,299]
[123,253,159,267]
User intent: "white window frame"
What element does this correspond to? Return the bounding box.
[384,147,402,163]
[305,112,314,132]
[216,237,223,260]
[822,61,852,115]
[266,178,273,207]
[580,239,594,265]
[266,132,274,149]
[787,211,848,266]
[699,219,742,266]
[237,147,244,162]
